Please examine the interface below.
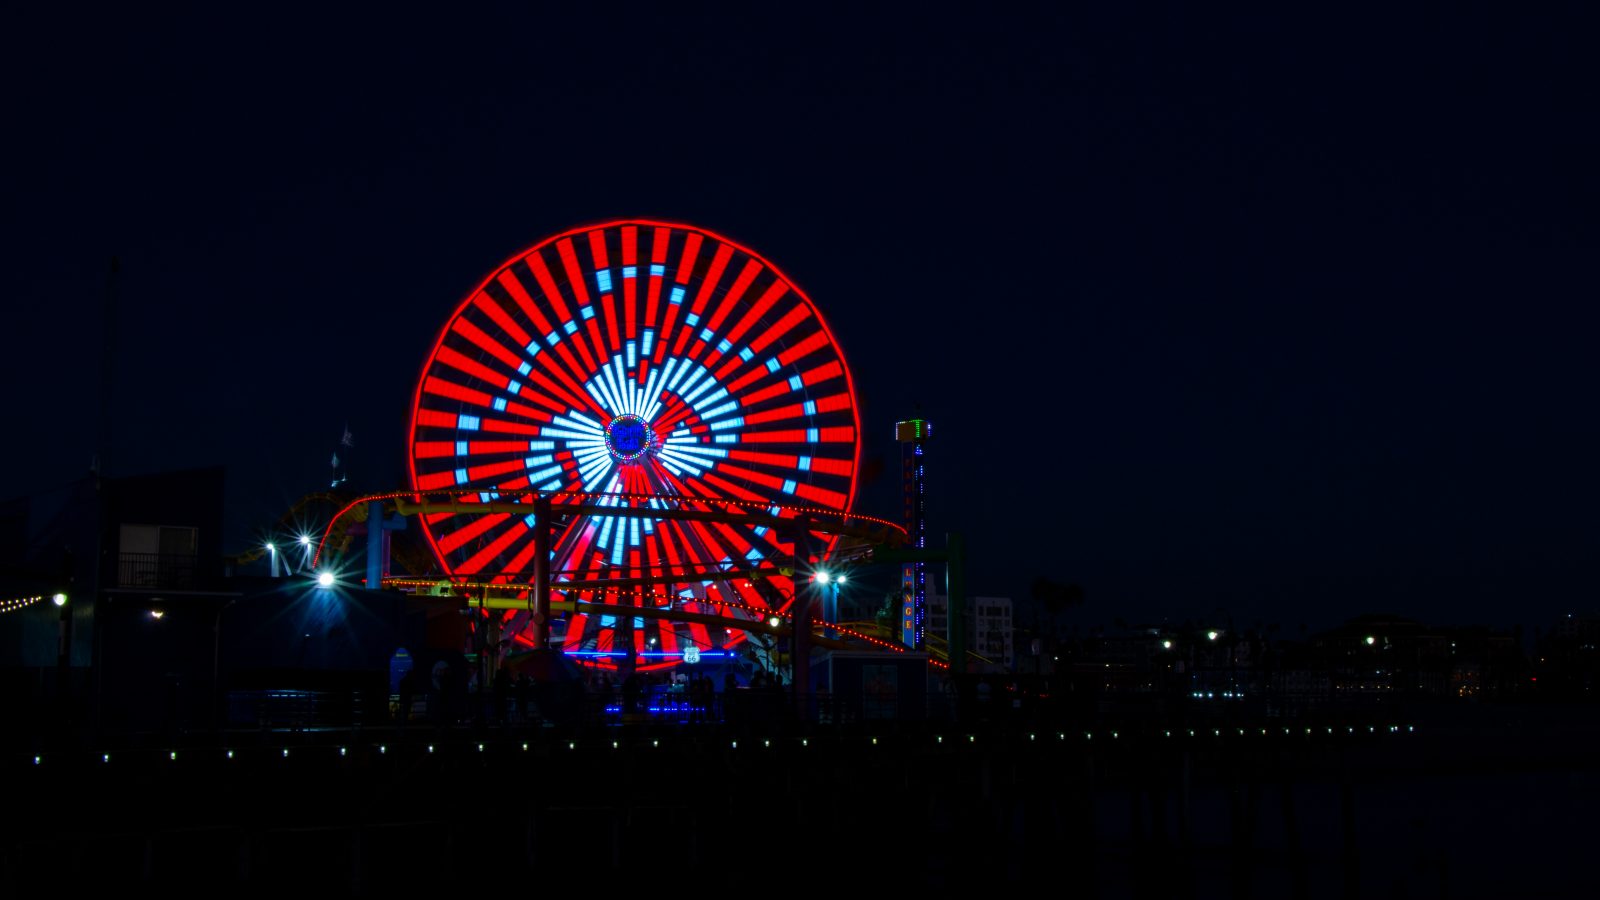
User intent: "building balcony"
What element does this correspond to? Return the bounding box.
[116,552,199,589]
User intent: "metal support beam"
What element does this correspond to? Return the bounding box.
[531,494,551,649]
[947,531,966,673]
[791,516,814,708]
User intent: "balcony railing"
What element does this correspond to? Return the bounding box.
[116,552,199,589]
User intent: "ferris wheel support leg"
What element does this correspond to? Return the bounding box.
[531,495,552,649]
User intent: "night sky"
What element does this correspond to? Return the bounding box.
[4,6,1595,634]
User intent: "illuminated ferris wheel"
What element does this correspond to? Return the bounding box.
[408,221,860,670]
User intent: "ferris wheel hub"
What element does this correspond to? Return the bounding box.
[604,413,655,462]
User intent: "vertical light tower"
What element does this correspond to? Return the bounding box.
[896,418,931,648]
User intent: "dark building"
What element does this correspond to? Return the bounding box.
[2,467,428,746]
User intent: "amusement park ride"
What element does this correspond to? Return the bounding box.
[299,221,969,678]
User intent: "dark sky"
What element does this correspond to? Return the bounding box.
[4,5,1595,634]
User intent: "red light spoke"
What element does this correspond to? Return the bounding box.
[438,512,511,555]
[703,259,763,335]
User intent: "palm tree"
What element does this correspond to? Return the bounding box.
[1030,577,1085,641]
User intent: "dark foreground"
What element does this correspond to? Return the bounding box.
[5,703,1597,897]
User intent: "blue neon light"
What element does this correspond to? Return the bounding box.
[686,313,699,326]
[518,361,533,375]
[454,468,469,485]
[527,464,562,484]
[626,340,637,368]
[766,358,781,373]
[525,342,542,358]
[580,305,596,320]
[455,441,468,455]
[700,328,715,342]
[595,270,613,292]
[708,417,744,431]
[458,414,481,431]
[713,434,738,444]
[564,320,579,334]
[797,456,811,470]
[493,397,507,411]
[524,513,538,528]
[739,347,754,361]
[528,440,554,450]
[622,265,637,279]
[650,264,664,277]
[636,651,730,658]
[642,329,654,355]
[803,400,816,415]
[717,338,732,353]
[699,400,738,420]
[782,479,797,493]
[669,286,685,305]
[507,380,522,395]
[806,428,819,442]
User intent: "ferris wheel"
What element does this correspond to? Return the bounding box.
[408,221,861,669]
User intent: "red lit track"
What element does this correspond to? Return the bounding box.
[315,490,906,660]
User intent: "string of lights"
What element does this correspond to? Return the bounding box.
[0,593,65,614]
[17,723,1421,769]
[0,595,46,614]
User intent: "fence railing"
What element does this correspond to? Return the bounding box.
[116,552,199,589]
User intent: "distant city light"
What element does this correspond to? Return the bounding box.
[768,616,781,627]
[51,593,67,607]
[1161,640,1173,649]
[149,609,165,620]
[1365,636,1376,645]
[1207,630,1219,641]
